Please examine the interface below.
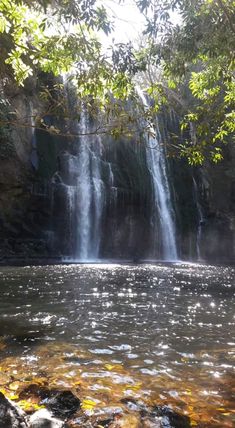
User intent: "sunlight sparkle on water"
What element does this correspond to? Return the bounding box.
[0,263,234,427]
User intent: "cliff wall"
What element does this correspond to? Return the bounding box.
[197,145,235,263]
[0,78,234,263]
[0,77,53,261]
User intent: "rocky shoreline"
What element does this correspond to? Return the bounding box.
[0,387,192,428]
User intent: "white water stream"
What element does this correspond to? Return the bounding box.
[60,88,177,261]
[75,108,105,260]
[137,89,178,260]
[193,177,204,261]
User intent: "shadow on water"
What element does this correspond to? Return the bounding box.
[0,319,52,355]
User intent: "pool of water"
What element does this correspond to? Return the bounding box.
[0,262,234,426]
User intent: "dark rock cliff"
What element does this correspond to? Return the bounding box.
[0,77,234,263]
[195,144,235,263]
[0,76,55,261]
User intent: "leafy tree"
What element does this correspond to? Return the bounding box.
[0,0,234,164]
[0,0,113,83]
[135,0,235,164]
[0,0,151,140]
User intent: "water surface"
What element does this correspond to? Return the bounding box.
[0,263,234,426]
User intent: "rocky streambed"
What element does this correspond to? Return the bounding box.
[0,387,191,428]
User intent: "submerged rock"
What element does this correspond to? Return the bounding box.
[0,387,191,428]
[141,417,162,428]
[152,406,191,428]
[110,400,191,428]
[0,389,80,428]
[45,391,81,419]
[109,414,141,428]
[120,398,146,412]
[19,384,51,401]
[29,409,65,428]
[0,392,28,428]
[95,418,114,427]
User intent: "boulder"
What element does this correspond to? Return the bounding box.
[29,409,64,428]
[0,392,28,428]
[45,391,81,420]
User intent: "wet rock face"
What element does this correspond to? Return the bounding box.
[195,144,235,262]
[0,392,27,428]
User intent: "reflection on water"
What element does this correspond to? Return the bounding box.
[0,263,234,426]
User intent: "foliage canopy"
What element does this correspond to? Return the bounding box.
[134,0,235,163]
[0,0,234,164]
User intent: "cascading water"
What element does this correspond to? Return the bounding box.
[29,102,39,170]
[75,107,104,261]
[90,133,104,257]
[57,105,105,261]
[193,177,204,261]
[76,109,92,260]
[137,89,178,260]
[54,83,178,261]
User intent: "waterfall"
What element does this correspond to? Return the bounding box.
[193,177,204,261]
[107,161,118,206]
[137,89,178,260]
[107,162,114,186]
[74,107,104,261]
[54,81,178,261]
[57,105,104,261]
[90,134,104,257]
[76,109,92,260]
[29,102,39,169]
